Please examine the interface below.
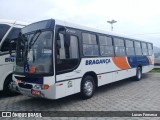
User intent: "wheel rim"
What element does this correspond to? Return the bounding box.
[83,80,93,96]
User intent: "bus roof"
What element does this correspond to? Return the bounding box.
[23,19,152,44]
[55,19,152,44]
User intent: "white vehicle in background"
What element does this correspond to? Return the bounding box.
[0,19,27,94]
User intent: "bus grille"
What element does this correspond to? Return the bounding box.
[18,83,33,89]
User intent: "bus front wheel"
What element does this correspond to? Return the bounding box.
[81,75,95,99]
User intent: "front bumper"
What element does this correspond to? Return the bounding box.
[17,82,55,99]
[9,81,20,93]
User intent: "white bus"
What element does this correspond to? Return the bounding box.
[0,19,27,94]
[12,19,154,99]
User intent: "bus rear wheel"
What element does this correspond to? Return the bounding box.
[135,67,142,81]
[81,75,95,99]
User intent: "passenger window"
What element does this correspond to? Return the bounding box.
[147,43,153,55]
[99,35,114,56]
[69,36,79,58]
[134,41,142,55]
[57,33,65,59]
[56,32,79,73]
[1,27,21,52]
[113,37,125,56]
[57,34,79,59]
[82,33,99,56]
[141,42,148,55]
[125,39,135,56]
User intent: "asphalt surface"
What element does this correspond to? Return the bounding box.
[0,73,160,120]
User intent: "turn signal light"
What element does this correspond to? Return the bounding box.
[42,84,49,90]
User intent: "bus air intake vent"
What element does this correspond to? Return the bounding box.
[18,83,33,89]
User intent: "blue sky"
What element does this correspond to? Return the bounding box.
[0,0,160,47]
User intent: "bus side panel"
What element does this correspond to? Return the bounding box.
[136,56,149,66]
[142,65,154,73]
[141,55,154,73]
[98,73,113,86]
[55,81,66,99]
[74,78,81,94]
[113,68,136,82]
[55,78,81,99]
[98,68,137,87]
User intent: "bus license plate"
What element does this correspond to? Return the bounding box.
[31,90,41,96]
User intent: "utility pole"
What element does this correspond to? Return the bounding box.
[107,20,117,31]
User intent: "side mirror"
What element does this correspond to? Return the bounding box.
[9,39,17,57]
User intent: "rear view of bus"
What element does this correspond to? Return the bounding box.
[13,19,154,100]
[0,19,27,94]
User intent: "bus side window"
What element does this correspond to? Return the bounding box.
[113,37,125,56]
[141,42,148,55]
[147,43,153,55]
[82,33,99,56]
[57,33,79,60]
[57,33,66,59]
[134,41,142,55]
[69,36,79,59]
[99,35,114,56]
[125,39,135,56]
[56,33,79,73]
[1,27,20,52]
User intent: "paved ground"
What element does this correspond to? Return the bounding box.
[0,73,160,120]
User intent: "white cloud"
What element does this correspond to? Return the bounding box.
[0,0,160,47]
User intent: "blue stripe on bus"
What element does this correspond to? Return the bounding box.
[127,56,150,68]
[21,77,43,84]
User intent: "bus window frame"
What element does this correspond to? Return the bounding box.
[55,25,81,75]
[113,37,126,57]
[82,32,99,57]
[98,34,114,57]
[125,39,135,56]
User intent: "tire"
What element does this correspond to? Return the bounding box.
[135,67,142,81]
[3,76,13,95]
[81,75,95,99]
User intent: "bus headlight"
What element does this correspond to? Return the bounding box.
[33,84,49,90]
[34,85,41,90]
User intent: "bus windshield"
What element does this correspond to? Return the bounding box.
[0,24,10,42]
[15,30,53,75]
